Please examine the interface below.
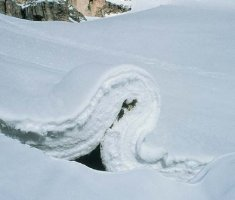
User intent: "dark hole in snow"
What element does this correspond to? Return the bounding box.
[110,99,137,128]
[75,144,106,171]
[75,99,137,170]
[117,99,137,121]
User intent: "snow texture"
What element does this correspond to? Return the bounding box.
[108,0,173,12]
[0,134,235,200]
[0,0,234,197]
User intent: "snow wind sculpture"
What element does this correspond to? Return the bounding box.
[0,64,204,177]
[0,66,157,167]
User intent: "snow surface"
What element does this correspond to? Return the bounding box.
[107,0,235,14]
[108,0,174,12]
[0,0,235,199]
[0,134,235,200]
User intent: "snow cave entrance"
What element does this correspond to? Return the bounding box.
[75,144,106,171]
[75,99,137,171]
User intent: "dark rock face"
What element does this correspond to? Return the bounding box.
[0,0,23,18]
[23,0,69,21]
[0,0,130,21]
[0,0,86,22]
[99,1,131,17]
[0,1,5,13]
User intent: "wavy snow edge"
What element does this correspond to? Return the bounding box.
[0,65,205,178]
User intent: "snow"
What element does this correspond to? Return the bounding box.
[0,0,235,199]
[0,134,235,200]
[108,0,174,12]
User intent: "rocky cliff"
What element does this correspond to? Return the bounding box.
[0,0,131,21]
[100,1,131,17]
[0,0,22,18]
[69,0,131,17]
[0,0,86,22]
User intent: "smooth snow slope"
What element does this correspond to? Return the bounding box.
[0,134,235,200]
[0,1,234,179]
[108,0,174,12]
[107,0,235,13]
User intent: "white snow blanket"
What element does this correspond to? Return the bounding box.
[108,0,235,13]
[107,0,173,12]
[0,0,234,183]
[0,134,235,200]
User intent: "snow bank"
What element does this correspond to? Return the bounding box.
[107,0,235,14]
[108,0,174,12]
[0,1,234,180]
[0,64,162,172]
[1,60,203,175]
[0,134,234,200]
[190,153,235,200]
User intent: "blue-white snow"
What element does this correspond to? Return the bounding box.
[0,0,235,199]
[1,134,235,200]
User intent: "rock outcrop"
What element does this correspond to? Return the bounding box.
[0,0,86,22]
[23,0,70,21]
[99,1,131,16]
[68,4,86,22]
[0,0,22,18]
[69,0,105,17]
[69,0,131,17]
[0,0,131,21]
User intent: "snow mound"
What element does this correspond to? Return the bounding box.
[0,62,198,174]
[0,59,205,176]
[0,134,234,200]
[190,153,235,200]
[2,64,161,169]
[0,1,234,180]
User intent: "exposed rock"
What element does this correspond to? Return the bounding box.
[0,0,130,21]
[0,0,86,22]
[0,0,6,14]
[99,1,131,16]
[68,4,86,22]
[23,0,70,21]
[69,0,131,17]
[69,0,105,17]
[5,0,22,18]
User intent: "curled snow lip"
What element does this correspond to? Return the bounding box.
[0,64,205,178]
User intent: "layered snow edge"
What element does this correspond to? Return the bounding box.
[0,65,205,178]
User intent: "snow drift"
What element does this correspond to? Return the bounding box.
[0,134,235,200]
[3,62,202,174]
[0,64,162,172]
[0,59,205,176]
[0,0,234,181]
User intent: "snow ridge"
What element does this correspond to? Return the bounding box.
[0,64,205,178]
